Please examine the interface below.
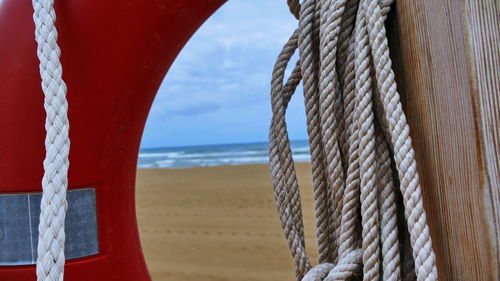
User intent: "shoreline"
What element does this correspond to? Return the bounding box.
[137,161,311,170]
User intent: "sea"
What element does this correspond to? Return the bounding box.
[138,140,311,168]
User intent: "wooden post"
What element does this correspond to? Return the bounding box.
[390,0,499,279]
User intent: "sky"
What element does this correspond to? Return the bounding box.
[140,1,308,148]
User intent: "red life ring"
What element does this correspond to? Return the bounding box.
[0,0,225,280]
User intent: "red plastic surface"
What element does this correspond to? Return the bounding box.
[0,0,225,280]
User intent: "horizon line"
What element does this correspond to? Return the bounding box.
[140,139,309,150]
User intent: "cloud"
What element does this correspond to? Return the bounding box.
[167,102,221,116]
[141,0,307,148]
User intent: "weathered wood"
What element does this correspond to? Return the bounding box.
[391,0,499,279]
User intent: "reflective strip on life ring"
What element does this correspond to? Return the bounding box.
[0,188,99,265]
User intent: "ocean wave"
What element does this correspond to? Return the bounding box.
[139,149,267,159]
[174,150,264,159]
[292,154,312,162]
[292,146,310,153]
[138,141,310,168]
[138,152,183,158]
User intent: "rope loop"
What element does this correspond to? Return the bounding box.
[268,0,438,280]
[302,249,363,281]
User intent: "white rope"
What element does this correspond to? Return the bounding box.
[268,0,439,280]
[32,0,70,280]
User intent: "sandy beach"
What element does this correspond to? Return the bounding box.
[136,163,318,281]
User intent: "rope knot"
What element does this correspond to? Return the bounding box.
[302,249,362,281]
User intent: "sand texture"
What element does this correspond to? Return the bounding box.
[136,163,318,281]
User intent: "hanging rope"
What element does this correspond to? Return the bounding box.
[268,0,438,280]
[32,0,70,280]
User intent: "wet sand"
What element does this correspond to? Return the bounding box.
[136,163,318,281]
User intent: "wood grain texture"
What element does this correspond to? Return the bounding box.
[392,0,499,279]
[463,0,500,276]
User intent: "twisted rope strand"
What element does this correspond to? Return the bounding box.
[299,0,335,264]
[364,0,438,279]
[269,29,311,279]
[353,2,380,280]
[376,128,401,281]
[337,35,362,261]
[318,0,348,263]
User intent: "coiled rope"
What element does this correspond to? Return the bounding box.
[32,0,70,280]
[268,0,438,280]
